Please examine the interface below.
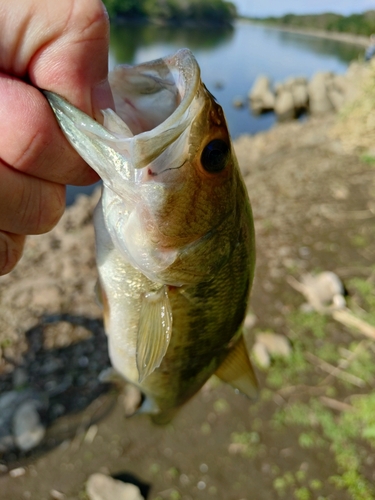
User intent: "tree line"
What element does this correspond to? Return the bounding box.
[249,11,375,37]
[103,0,237,25]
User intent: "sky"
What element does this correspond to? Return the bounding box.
[232,0,374,18]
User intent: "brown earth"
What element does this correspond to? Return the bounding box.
[0,106,374,499]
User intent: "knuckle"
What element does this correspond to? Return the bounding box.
[34,183,66,234]
[11,127,45,173]
[17,180,65,235]
[0,232,24,276]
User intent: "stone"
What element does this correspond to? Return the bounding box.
[249,75,275,114]
[9,467,26,478]
[275,90,295,121]
[232,96,245,108]
[289,271,346,313]
[0,391,36,453]
[331,73,347,93]
[328,89,345,111]
[86,473,144,500]
[252,341,270,369]
[13,400,46,452]
[50,490,66,500]
[300,271,345,311]
[244,313,257,331]
[0,392,20,452]
[308,72,334,115]
[256,333,292,358]
[292,83,309,110]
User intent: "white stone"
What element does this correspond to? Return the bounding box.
[13,400,45,452]
[86,473,144,500]
[244,313,257,331]
[252,341,270,369]
[256,333,292,358]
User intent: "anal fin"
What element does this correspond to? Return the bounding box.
[215,334,258,400]
[136,286,173,383]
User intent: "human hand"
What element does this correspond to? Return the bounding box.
[0,0,114,275]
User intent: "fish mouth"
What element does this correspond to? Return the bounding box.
[44,49,202,185]
[108,48,203,171]
[110,48,201,135]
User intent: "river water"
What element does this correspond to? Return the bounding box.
[66,20,363,204]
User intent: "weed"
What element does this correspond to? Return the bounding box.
[235,276,375,499]
[360,153,375,165]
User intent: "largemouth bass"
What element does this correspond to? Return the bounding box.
[45,48,257,423]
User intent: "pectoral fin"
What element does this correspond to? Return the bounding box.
[136,286,173,383]
[216,335,258,400]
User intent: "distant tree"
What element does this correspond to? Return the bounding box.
[250,10,375,37]
[102,0,237,24]
[104,0,146,18]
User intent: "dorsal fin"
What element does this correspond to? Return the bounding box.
[215,334,258,399]
[136,286,173,383]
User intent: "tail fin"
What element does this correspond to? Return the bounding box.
[215,334,258,400]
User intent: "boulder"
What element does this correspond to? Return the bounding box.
[328,89,345,111]
[291,83,309,111]
[274,89,295,121]
[249,75,275,114]
[308,72,334,115]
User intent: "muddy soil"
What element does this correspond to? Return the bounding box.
[0,114,374,500]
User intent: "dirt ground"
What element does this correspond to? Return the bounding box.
[0,111,375,499]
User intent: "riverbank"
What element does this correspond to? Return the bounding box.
[1,58,375,497]
[241,18,370,47]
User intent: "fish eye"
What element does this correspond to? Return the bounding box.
[201,139,229,173]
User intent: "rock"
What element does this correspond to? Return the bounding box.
[0,392,28,453]
[9,467,26,478]
[292,83,309,111]
[330,73,347,93]
[213,80,224,89]
[252,341,270,369]
[252,333,291,369]
[232,96,245,108]
[256,333,292,358]
[328,88,345,111]
[288,271,346,313]
[244,313,257,331]
[0,389,48,454]
[274,82,284,95]
[86,473,144,500]
[308,72,334,115]
[249,75,275,114]
[13,400,46,452]
[275,90,295,121]
[50,490,66,500]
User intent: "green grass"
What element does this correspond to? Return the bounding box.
[360,154,375,166]
[231,277,375,500]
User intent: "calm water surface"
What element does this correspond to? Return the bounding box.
[66,21,363,204]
